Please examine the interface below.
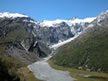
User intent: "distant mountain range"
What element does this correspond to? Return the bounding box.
[0,12,96,47]
[51,10,108,73]
[0,10,108,81]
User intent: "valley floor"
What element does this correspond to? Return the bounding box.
[49,61,108,81]
[28,56,75,81]
[27,55,108,81]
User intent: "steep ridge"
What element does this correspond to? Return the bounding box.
[0,12,96,46]
[0,13,51,81]
[0,11,106,81]
[0,13,51,60]
[39,18,96,46]
[51,10,108,72]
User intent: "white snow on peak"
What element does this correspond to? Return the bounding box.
[29,20,38,24]
[69,17,96,23]
[67,17,96,26]
[40,17,96,27]
[0,12,28,18]
[99,10,108,17]
[23,19,38,25]
[96,10,108,23]
[40,19,67,27]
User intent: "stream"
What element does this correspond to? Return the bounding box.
[28,55,76,81]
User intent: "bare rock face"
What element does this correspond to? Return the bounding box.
[0,12,95,64]
[93,10,108,26]
[0,12,95,47]
[33,22,74,46]
[0,17,51,64]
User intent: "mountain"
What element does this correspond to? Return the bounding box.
[51,10,108,73]
[0,12,97,68]
[0,12,52,81]
[40,17,95,27]
[0,12,96,47]
[39,17,96,46]
[0,12,51,60]
[0,11,107,81]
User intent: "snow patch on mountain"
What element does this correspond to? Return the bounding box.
[0,12,28,18]
[96,10,108,22]
[29,20,38,24]
[40,17,96,27]
[87,24,94,28]
[96,10,108,26]
[68,17,96,26]
[40,19,66,27]
[50,32,82,49]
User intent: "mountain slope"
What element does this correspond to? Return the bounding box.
[0,12,96,46]
[0,13,49,81]
[0,11,107,81]
[51,11,108,73]
[39,18,95,46]
[0,13,51,59]
[0,47,41,81]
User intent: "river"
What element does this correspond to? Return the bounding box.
[28,55,76,81]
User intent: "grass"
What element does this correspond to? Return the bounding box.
[0,54,42,81]
[52,25,108,72]
[0,47,42,81]
[17,67,42,81]
[49,61,108,81]
[0,23,32,43]
[0,22,41,81]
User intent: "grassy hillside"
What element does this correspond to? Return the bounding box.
[0,23,32,43]
[51,25,108,72]
[49,61,108,81]
[0,23,41,81]
[0,47,42,81]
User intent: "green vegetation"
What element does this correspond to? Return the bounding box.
[0,47,22,81]
[51,25,108,72]
[0,23,32,43]
[0,23,41,81]
[0,46,41,81]
[17,67,42,81]
[49,61,108,81]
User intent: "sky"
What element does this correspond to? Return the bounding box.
[0,0,108,22]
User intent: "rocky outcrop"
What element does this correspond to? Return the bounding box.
[33,22,74,45]
[0,12,96,63]
[0,12,96,47]
[0,17,51,64]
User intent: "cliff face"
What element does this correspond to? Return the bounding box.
[0,17,51,64]
[0,12,95,48]
[0,16,51,81]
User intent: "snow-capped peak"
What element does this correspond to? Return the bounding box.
[40,19,67,27]
[0,12,28,18]
[68,17,96,25]
[96,10,108,22]
[99,10,108,17]
[40,17,96,27]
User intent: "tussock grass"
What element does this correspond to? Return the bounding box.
[49,61,108,81]
[17,67,42,81]
[52,26,108,72]
[0,47,42,81]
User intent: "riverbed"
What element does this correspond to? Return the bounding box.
[28,56,75,81]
